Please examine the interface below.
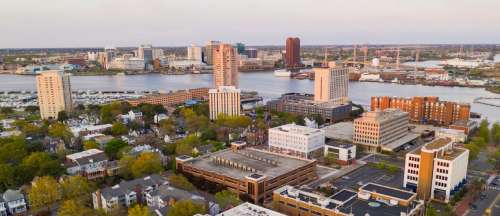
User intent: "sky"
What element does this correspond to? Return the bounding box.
[1,0,499,48]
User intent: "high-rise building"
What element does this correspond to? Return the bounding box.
[268,123,325,159]
[313,67,350,104]
[353,109,409,152]
[245,48,258,58]
[371,96,470,126]
[403,138,468,203]
[213,43,239,88]
[204,41,220,65]
[208,86,241,120]
[137,44,153,65]
[103,46,117,69]
[285,37,301,68]
[36,70,72,120]
[187,45,203,62]
[235,42,246,54]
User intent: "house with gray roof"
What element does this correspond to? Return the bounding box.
[2,189,26,216]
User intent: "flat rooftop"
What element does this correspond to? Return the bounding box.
[424,137,452,151]
[217,202,285,216]
[436,147,468,161]
[270,123,323,136]
[381,132,421,151]
[360,183,415,201]
[321,122,354,142]
[184,148,314,180]
[338,197,422,216]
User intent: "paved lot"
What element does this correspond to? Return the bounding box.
[363,154,406,168]
[331,165,405,191]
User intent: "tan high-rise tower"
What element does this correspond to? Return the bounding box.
[213,43,239,88]
[313,67,350,104]
[36,70,73,119]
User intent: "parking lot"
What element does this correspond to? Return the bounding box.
[331,165,405,191]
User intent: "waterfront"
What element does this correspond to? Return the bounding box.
[0,72,499,122]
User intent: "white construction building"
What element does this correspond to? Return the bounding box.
[268,123,325,159]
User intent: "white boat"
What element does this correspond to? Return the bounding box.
[274,69,291,77]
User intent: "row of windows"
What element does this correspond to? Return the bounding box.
[436,175,448,181]
[408,163,419,168]
[435,182,447,188]
[409,156,420,162]
[407,169,418,175]
[407,176,418,181]
[436,168,449,174]
[437,161,449,167]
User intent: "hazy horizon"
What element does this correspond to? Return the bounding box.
[1,0,500,48]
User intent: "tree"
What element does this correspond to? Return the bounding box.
[0,164,15,191]
[492,122,500,145]
[104,139,128,159]
[128,205,154,216]
[57,111,69,122]
[111,122,128,136]
[169,174,195,191]
[118,155,135,179]
[464,143,480,161]
[60,176,94,202]
[175,134,201,155]
[167,200,206,216]
[159,118,176,136]
[425,203,438,216]
[0,137,27,164]
[131,152,163,178]
[478,119,490,143]
[48,122,73,143]
[20,152,64,178]
[324,153,338,166]
[0,107,14,115]
[215,190,241,210]
[83,140,99,150]
[100,102,128,124]
[57,199,94,216]
[28,176,61,211]
[24,105,39,113]
[21,123,42,137]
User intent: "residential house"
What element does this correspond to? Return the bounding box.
[2,189,27,216]
[65,149,108,180]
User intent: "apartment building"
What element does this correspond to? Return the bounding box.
[268,123,325,159]
[403,138,469,203]
[127,87,209,107]
[93,174,166,211]
[213,43,239,88]
[273,183,424,216]
[208,86,241,120]
[176,147,317,204]
[65,149,108,180]
[371,96,470,126]
[353,109,409,152]
[36,70,72,119]
[313,67,350,104]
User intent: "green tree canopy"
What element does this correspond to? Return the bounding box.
[175,134,201,155]
[131,152,163,178]
[48,122,73,142]
[167,200,206,216]
[104,139,128,159]
[0,137,27,164]
[168,174,195,191]
[128,205,154,216]
[57,111,69,122]
[61,175,94,202]
[20,152,64,178]
[215,190,241,210]
[159,118,177,137]
[111,122,129,136]
[0,164,15,191]
[57,199,94,216]
[83,140,99,150]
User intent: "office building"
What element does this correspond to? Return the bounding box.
[103,46,117,69]
[403,138,469,203]
[176,147,317,204]
[285,37,301,68]
[208,86,240,120]
[267,93,352,123]
[268,123,325,159]
[36,70,73,120]
[138,44,153,65]
[371,96,470,126]
[187,45,203,62]
[204,40,220,65]
[353,109,410,152]
[313,67,350,104]
[108,54,145,70]
[324,142,356,165]
[273,183,424,216]
[127,87,209,107]
[213,43,239,88]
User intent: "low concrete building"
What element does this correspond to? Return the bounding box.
[268,123,325,159]
[436,128,467,143]
[324,142,356,165]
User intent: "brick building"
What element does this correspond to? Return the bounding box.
[371,96,470,126]
[127,88,209,107]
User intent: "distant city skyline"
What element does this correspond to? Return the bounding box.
[1,0,500,48]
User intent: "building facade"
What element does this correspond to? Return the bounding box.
[313,67,350,104]
[268,123,325,159]
[127,88,209,107]
[267,93,352,123]
[371,96,470,126]
[187,45,203,62]
[324,142,356,165]
[353,109,409,152]
[1,189,27,216]
[208,86,241,120]
[285,37,301,68]
[204,40,220,65]
[65,149,109,180]
[273,183,424,216]
[36,70,73,119]
[213,43,239,88]
[403,138,469,203]
[138,44,153,65]
[108,54,145,70]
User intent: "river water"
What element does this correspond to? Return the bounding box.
[0,73,498,122]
